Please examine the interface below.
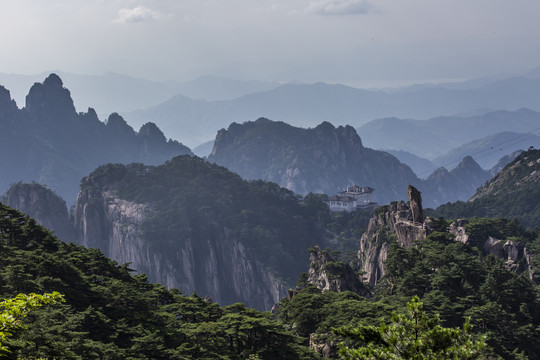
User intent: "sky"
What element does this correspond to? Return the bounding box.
[1,0,540,85]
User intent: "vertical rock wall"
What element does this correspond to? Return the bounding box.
[72,187,288,310]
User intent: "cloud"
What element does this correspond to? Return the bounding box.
[115,5,160,23]
[306,0,372,16]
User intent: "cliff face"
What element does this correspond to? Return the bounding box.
[2,183,75,243]
[71,157,323,310]
[358,186,427,285]
[307,246,370,297]
[73,185,287,310]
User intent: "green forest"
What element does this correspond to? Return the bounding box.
[2,195,540,358]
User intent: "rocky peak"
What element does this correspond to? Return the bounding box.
[107,112,136,137]
[308,246,370,297]
[138,122,167,143]
[451,156,491,188]
[0,85,18,117]
[25,73,77,120]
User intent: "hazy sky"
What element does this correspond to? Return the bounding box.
[1,0,539,85]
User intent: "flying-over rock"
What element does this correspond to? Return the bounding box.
[408,185,424,224]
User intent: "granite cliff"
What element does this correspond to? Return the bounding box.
[71,156,325,310]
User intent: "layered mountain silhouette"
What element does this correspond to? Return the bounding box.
[125,76,540,147]
[358,109,540,161]
[207,118,492,207]
[0,74,191,204]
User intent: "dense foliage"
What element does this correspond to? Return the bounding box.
[430,149,540,228]
[0,292,63,354]
[277,218,540,359]
[0,202,315,359]
[335,296,488,360]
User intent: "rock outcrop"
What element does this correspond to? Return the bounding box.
[449,219,536,281]
[2,182,75,242]
[408,185,424,225]
[307,246,370,297]
[358,186,427,285]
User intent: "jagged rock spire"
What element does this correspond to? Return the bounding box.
[408,185,424,225]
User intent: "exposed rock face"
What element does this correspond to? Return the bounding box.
[310,333,338,359]
[448,219,469,243]
[72,167,290,310]
[2,183,75,242]
[308,246,370,297]
[358,186,427,285]
[490,150,524,176]
[448,220,536,281]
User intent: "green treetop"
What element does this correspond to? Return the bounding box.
[335,296,489,360]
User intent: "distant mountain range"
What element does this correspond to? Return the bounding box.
[125,76,540,147]
[0,74,191,204]
[358,108,540,161]
[0,71,279,116]
[431,149,540,228]
[3,70,540,149]
[433,131,540,170]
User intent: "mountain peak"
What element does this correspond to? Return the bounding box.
[25,74,76,119]
[43,73,63,88]
[454,155,483,171]
[138,122,167,142]
[0,85,18,116]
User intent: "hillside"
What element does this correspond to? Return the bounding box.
[431,149,540,228]
[0,74,191,204]
[0,202,314,359]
